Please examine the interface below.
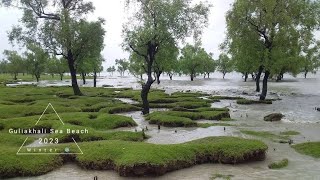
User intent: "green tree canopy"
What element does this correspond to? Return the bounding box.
[179,44,213,81]
[123,0,210,114]
[115,59,129,77]
[225,0,320,100]
[217,53,233,79]
[4,0,104,95]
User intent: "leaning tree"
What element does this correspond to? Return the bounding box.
[2,0,105,95]
[225,0,320,100]
[123,0,210,114]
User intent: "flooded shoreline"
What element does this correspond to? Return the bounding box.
[7,72,320,180]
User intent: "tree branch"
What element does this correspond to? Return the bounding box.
[129,44,148,59]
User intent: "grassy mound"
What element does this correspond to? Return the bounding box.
[46,124,146,143]
[209,96,244,102]
[75,137,267,176]
[0,133,63,178]
[146,113,197,127]
[197,123,233,128]
[292,142,320,158]
[268,158,289,169]
[280,131,300,135]
[2,112,137,131]
[145,110,231,127]
[241,130,289,142]
[164,111,230,120]
[237,99,272,105]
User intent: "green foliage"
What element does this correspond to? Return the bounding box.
[292,142,320,158]
[25,43,49,82]
[2,50,25,80]
[217,53,233,79]
[106,66,116,76]
[46,57,68,80]
[123,0,210,83]
[268,159,289,169]
[179,44,214,80]
[225,0,320,79]
[115,59,129,76]
[6,0,104,95]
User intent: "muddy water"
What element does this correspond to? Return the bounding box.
[9,72,320,180]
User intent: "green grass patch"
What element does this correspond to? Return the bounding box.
[164,111,230,120]
[292,142,320,158]
[75,137,267,176]
[268,158,289,169]
[280,131,300,136]
[46,124,146,142]
[236,99,272,105]
[197,123,233,128]
[210,96,244,100]
[145,113,197,127]
[99,104,141,114]
[241,130,288,141]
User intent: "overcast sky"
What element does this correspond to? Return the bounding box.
[0,0,234,68]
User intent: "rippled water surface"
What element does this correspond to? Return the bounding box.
[9,72,320,180]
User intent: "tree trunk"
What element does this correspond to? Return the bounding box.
[251,73,255,80]
[81,72,86,85]
[59,73,63,81]
[93,71,97,87]
[140,74,143,81]
[244,72,248,82]
[304,70,308,78]
[260,71,270,100]
[223,72,226,79]
[207,73,210,78]
[156,71,161,84]
[67,57,82,96]
[169,74,173,80]
[256,66,263,92]
[140,42,157,115]
[190,73,194,81]
[51,74,54,78]
[14,73,17,80]
[141,79,152,115]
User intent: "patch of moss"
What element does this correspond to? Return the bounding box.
[268,158,289,169]
[220,118,236,121]
[75,137,267,176]
[198,123,233,128]
[237,99,272,105]
[210,96,244,100]
[46,124,146,142]
[240,130,288,141]
[145,113,197,127]
[99,104,141,114]
[280,131,300,136]
[164,111,230,120]
[292,142,320,158]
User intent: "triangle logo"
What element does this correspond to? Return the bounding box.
[16,103,83,155]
